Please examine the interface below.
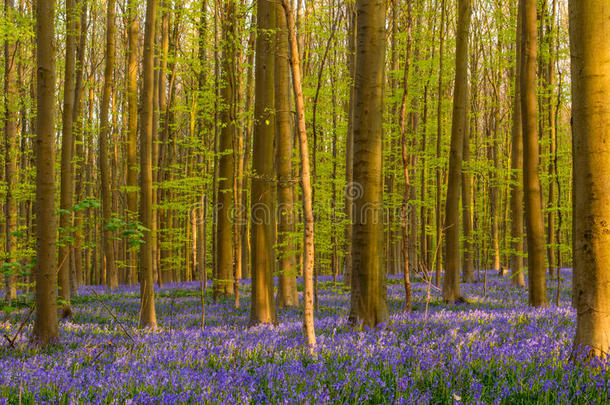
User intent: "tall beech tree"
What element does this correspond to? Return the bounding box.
[249,0,277,325]
[4,0,19,303]
[58,0,78,316]
[509,2,526,287]
[343,2,355,287]
[398,0,414,312]
[521,0,547,307]
[442,0,472,303]
[275,0,298,309]
[99,0,119,289]
[282,0,316,347]
[570,0,610,359]
[33,0,59,345]
[126,0,139,284]
[348,0,388,328]
[138,0,158,329]
[215,0,237,297]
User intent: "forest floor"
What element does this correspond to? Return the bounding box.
[0,269,609,404]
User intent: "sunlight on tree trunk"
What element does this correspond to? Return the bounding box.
[275,0,298,309]
[570,0,610,359]
[282,0,316,349]
[348,0,388,328]
[249,0,277,325]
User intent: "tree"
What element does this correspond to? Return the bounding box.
[4,0,19,303]
[509,2,525,287]
[521,0,547,307]
[71,0,88,289]
[275,0,298,309]
[126,0,139,285]
[434,0,447,287]
[99,0,119,289]
[442,0,472,303]
[249,0,277,325]
[282,0,316,348]
[57,0,78,316]
[215,0,237,298]
[398,0,414,311]
[33,0,59,345]
[343,1,356,287]
[139,0,158,329]
[348,0,388,328]
[570,0,610,358]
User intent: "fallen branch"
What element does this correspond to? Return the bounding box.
[3,305,35,350]
[88,288,135,343]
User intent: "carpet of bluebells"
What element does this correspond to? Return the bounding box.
[1,269,609,404]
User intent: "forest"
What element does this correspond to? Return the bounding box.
[0,0,609,402]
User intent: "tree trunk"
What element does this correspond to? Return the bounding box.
[33,0,59,344]
[126,0,139,285]
[442,0,471,303]
[398,0,413,312]
[545,0,558,280]
[343,3,355,287]
[348,0,388,328]
[249,0,277,325]
[521,0,546,307]
[99,0,118,290]
[510,2,526,287]
[570,0,610,359]
[282,0,316,348]
[72,0,87,290]
[57,0,78,315]
[215,0,236,297]
[462,50,475,283]
[139,0,158,328]
[241,18,255,280]
[4,0,19,303]
[275,0,298,308]
[435,0,446,286]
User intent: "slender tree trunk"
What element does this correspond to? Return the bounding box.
[490,102,501,274]
[249,0,277,325]
[282,0,316,348]
[435,0,446,286]
[33,0,59,344]
[462,49,475,283]
[58,0,77,315]
[241,18,255,280]
[343,3,355,287]
[99,0,118,290]
[545,0,558,280]
[196,0,208,288]
[4,0,19,303]
[510,2,526,287]
[139,0,158,328]
[215,0,236,297]
[348,0,388,328]
[72,0,87,289]
[521,0,546,307]
[570,0,610,359]
[398,0,413,312]
[126,0,139,285]
[275,0,298,308]
[442,0,471,303]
